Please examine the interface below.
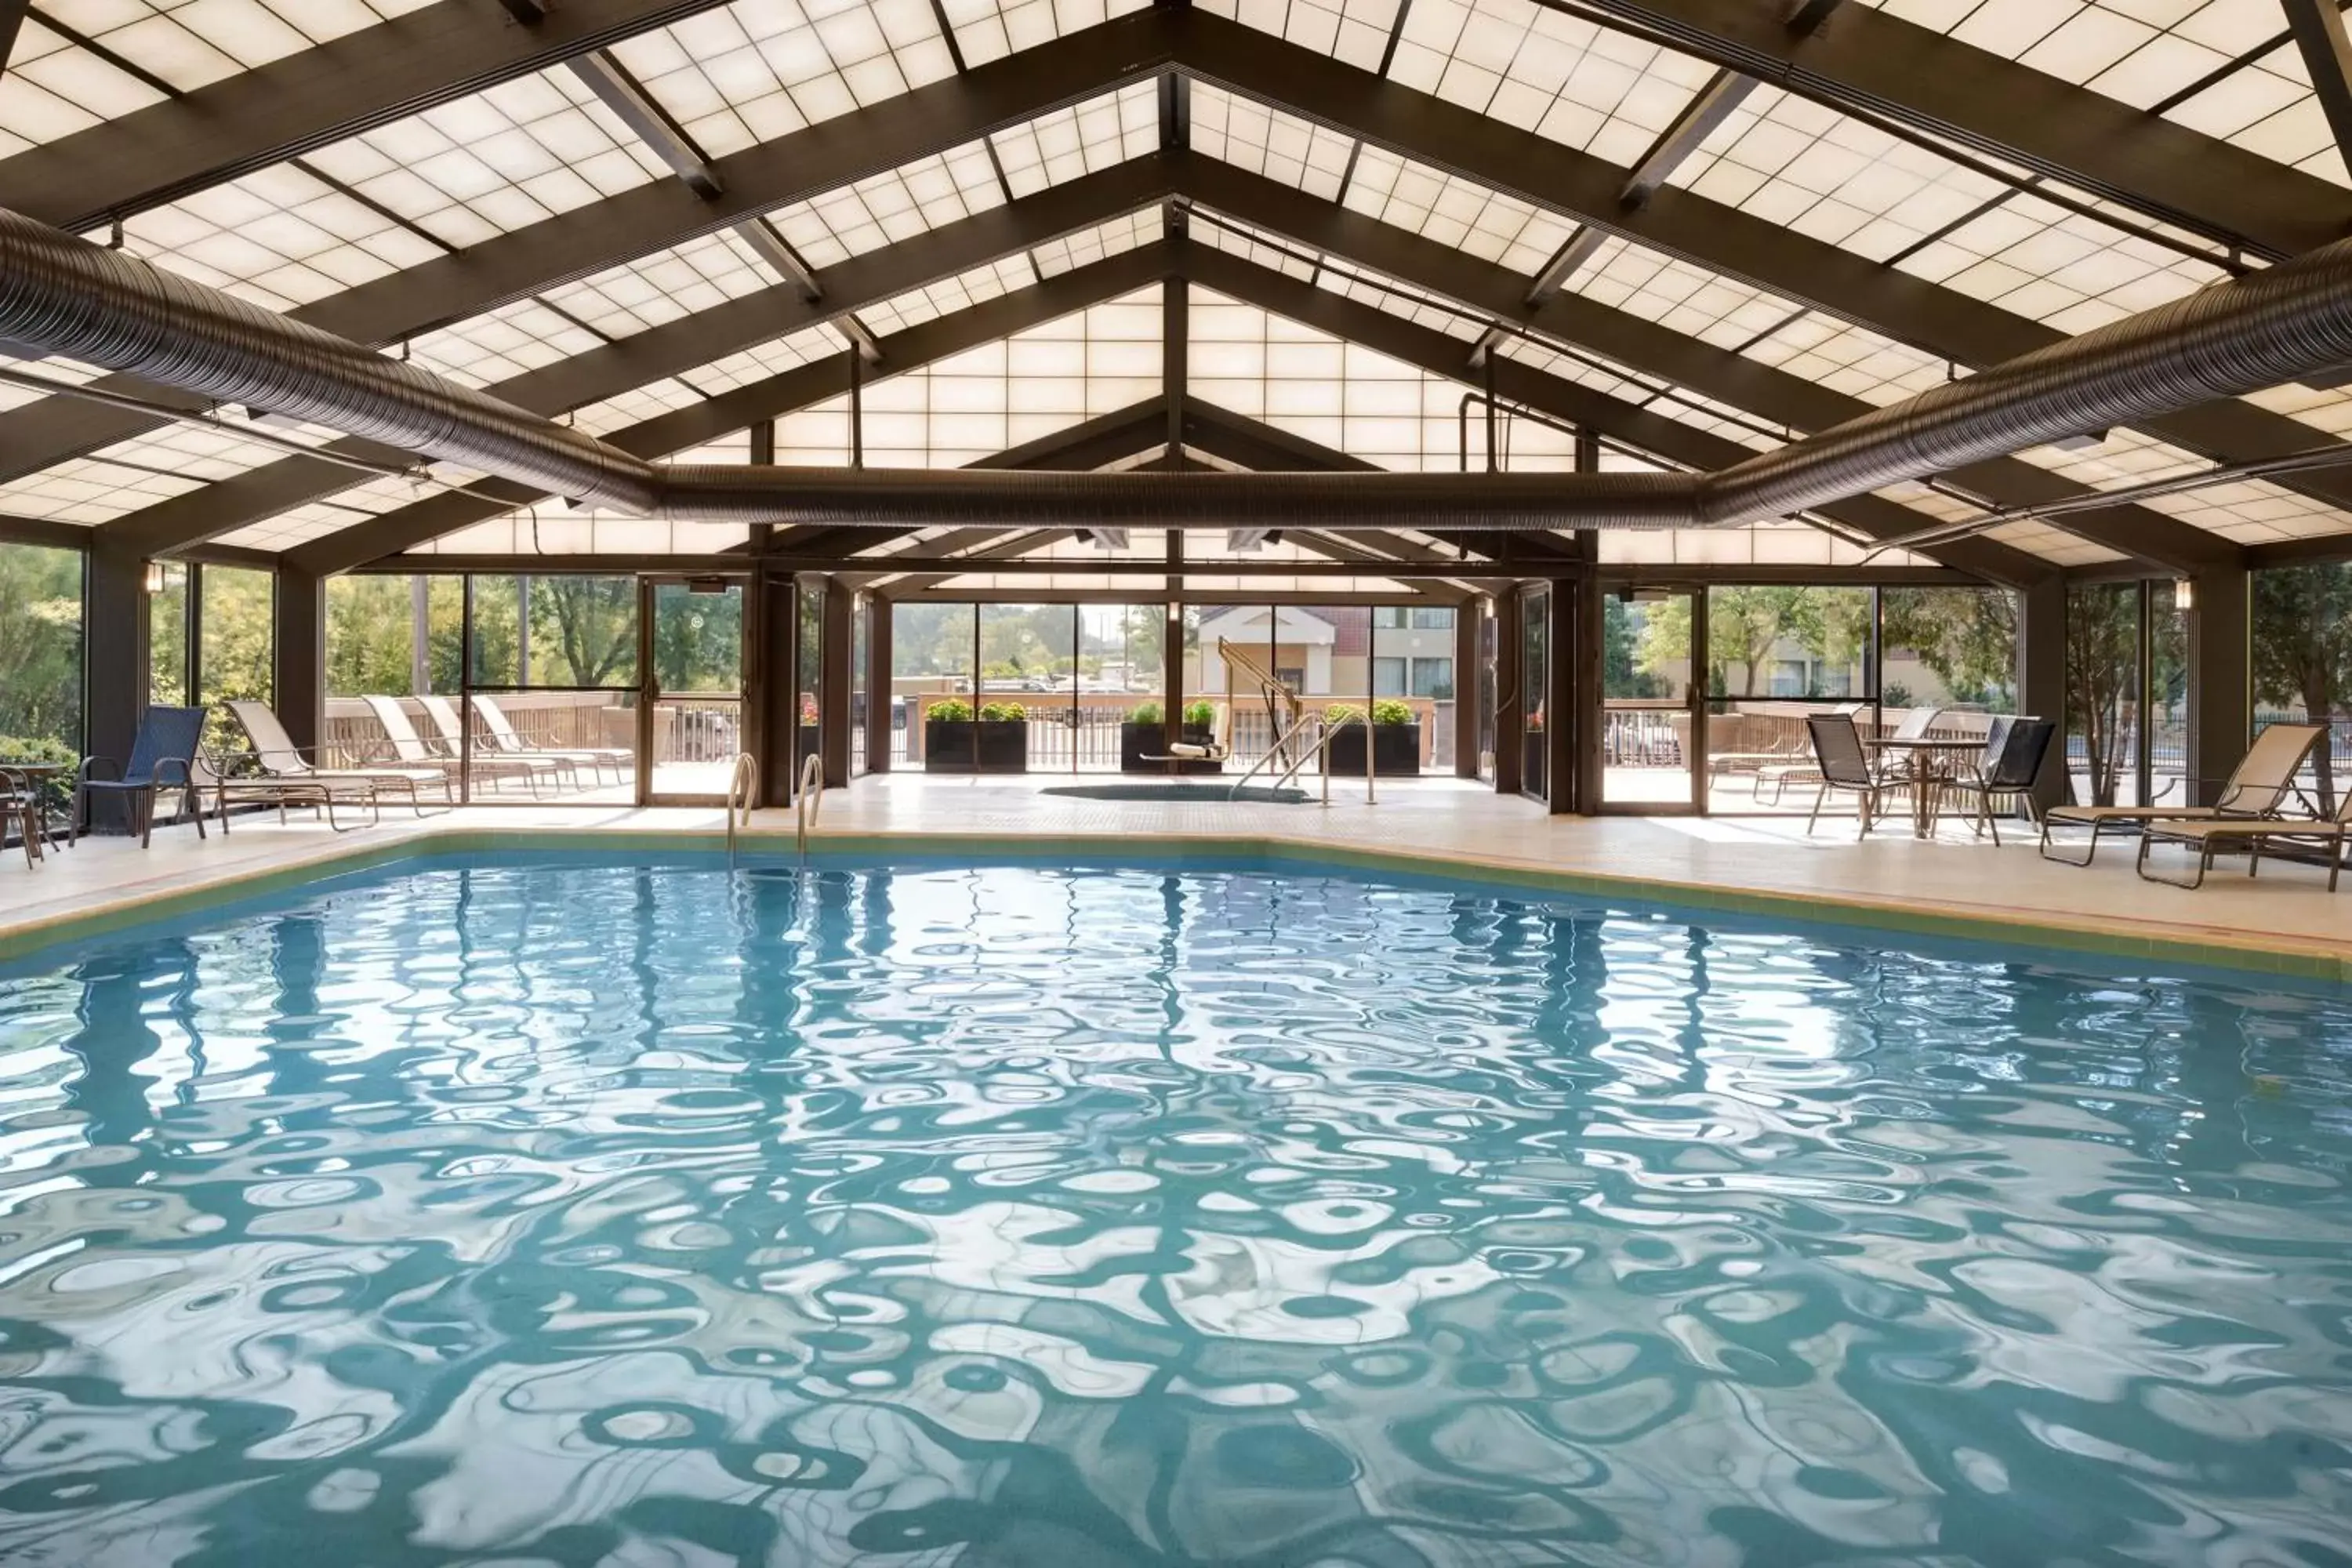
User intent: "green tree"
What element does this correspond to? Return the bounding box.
[0,542,85,749]
[1602,596,1666,697]
[2252,563,2352,813]
[2066,584,2139,807]
[1881,586,2018,707]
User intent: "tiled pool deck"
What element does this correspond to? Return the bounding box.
[3,774,2347,981]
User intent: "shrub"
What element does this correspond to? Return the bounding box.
[1323,703,1364,725]
[0,735,77,769]
[925,699,973,723]
[1182,699,1216,728]
[978,701,1027,723]
[1128,700,1163,726]
[1371,699,1414,728]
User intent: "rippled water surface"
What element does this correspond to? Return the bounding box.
[2,862,2352,1566]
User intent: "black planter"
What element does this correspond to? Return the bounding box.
[796,724,821,768]
[1523,730,1548,797]
[1120,721,1223,774]
[924,719,1028,773]
[1326,722,1421,777]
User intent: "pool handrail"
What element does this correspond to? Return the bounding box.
[726,752,757,859]
[795,752,823,856]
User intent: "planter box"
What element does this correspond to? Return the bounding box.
[924,719,1028,773]
[1326,721,1421,778]
[797,724,821,769]
[1120,721,1223,774]
[1523,730,1549,797]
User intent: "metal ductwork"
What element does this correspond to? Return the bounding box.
[1700,235,2352,525]
[0,209,660,514]
[12,199,2352,536]
[653,464,1698,528]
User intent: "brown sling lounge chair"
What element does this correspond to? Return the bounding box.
[2136,779,2352,891]
[2039,722,2323,867]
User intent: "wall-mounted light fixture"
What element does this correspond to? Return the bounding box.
[142,561,165,595]
[2174,578,2195,612]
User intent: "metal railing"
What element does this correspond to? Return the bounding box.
[796,752,824,857]
[725,752,757,859]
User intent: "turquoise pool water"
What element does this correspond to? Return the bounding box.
[2,859,2350,1566]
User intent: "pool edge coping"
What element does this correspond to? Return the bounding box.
[0,822,2345,983]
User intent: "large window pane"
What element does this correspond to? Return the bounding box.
[1085,604,1163,774]
[2254,561,2352,815]
[2066,583,2142,808]
[1376,604,1451,776]
[0,542,84,754]
[198,565,274,759]
[325,575,463,769]
[149,561,190,707]
[2149,580,2188,807]
[978,604,1075,771]
[1879,586,2018,713]
[1521,586,1548,802]
[892,603,974,768]
[470,575,637,688]
[797,580,823,772]
[851,592,870,776]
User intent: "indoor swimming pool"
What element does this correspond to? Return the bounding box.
[0,858,2347,1566]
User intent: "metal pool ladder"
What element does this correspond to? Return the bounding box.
[1232,713,1377,805]
[725,752,757,863]
[795,752,825,859]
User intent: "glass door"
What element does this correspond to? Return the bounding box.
[1599,589,1701,812]
[1520,586,1548,803]
[643,579,746,804]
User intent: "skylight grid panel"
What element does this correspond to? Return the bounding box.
[1207,0,1404,71]
[1189,84,1355,199]
[2245,383,2352,440]
[1341,151,1580,275]
[1742,315,1947,407]
[0,456,205,523]
[0,21,165,154]
[687,325,840,393]
[2140,477,2352,544]
[1983,517,2126,564]
[858,257,1029,335]
[1192,217,1319,281]
[1875,479,1981,526]
[1891,198,2228,333]
[404,302,603,390]
[1319,270,1480,339]
[299,71,670,251]
[538,230,777,339]
[101,163,438,313]
[765,144,1004,268]
[937,0,1150,68]
[85,425,297,485]
[2015,427,2209,488]
[610,0,956,161]
[990,83,1157,200]
[1031,209,1160,275]
[775,395,855,464]
[1389,0,1718,165]
[2160,40,2343,187]
[570,379,706,437]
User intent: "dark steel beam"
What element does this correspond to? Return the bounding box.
[568,50,720,196]
[2285,0,2352,184]
[97,160,1172,556]
[1178,154,2238,573]
[0,2,27,72]
[1179,240,2051,586]
[0,12,1176,483]
[1172,9,2352,518]
[0,0,746,232]
[1568,0,2347,261]
[288,246,1169,574]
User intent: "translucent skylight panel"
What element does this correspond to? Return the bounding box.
[1030,209,1162,276]
[1192,0,1405,70]
[1188,84,1358,201]
[1387,0,1718,165]
[2140,477,2352,545]
[2012,426,2209,490]
[937,0,1152,69]
[989,82,1157,198]
[0,453,205,523]
[212,474,426,551]
[1500,338,1781,450]
[0,354,113,414]
[299,70,670,249]
[776,285,1160,465]
[1342,147,1581,277]
[97,162,445,312]
[764,143,1004,269]
[412,515,754,554]
[569,379,708,437]
[1982,518,2125,565]
[1863,1,2340,185]
[0,0,438,155]
[536,230,779,339]
[1670,85,2010,263]
[2246,381,2352,441]
[1737,312,1951,408]
[682,324,843,394]
[403,299,608,390]
[1188,215,1320,280]
[1567,236,1810,352]
[856,255,1036,336]
[1185,287,1492,470]
[1319,267,1483,340]
[1599,519,1931,568]
[609,0,957,162]
[1887,189,2229,334]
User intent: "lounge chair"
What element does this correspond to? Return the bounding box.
[1757,702,1884,805]
[361,696,466,784]
[1803,713,1910,837]
[2136,784,2352,891]
[75,705,207,848]
[415,695,574,795]
[2039,722,2324,866]
[1936,717,2056,846]
[222,700,452,827]
[469,694,630,785]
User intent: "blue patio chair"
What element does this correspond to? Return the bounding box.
[75,706,208,848]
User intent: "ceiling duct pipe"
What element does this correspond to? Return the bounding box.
[0,208,660,514]
[1702,234,2352,526]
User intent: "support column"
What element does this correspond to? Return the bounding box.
[1553,571,1584,817]
[85,538,146,771]
[1453,598,1479,779]
[2187,563,2251,808]
[1163,534,1183,755]
[866,596,894,773]
[2020,575,2067,810]
[274,564,325,755]
[820,576,851,788]
[1494,590,1523,797]
[756,566,797,807]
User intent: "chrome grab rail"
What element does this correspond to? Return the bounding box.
[725,752,757,857]
[1235,714,1377,805]
[796,752,824,856]
[1232,711,1325,799]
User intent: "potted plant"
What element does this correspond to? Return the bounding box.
[1119,699,1223,773]
[1323,699,1422,777]
[797,694,821,770]
[924,699,1029,772]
